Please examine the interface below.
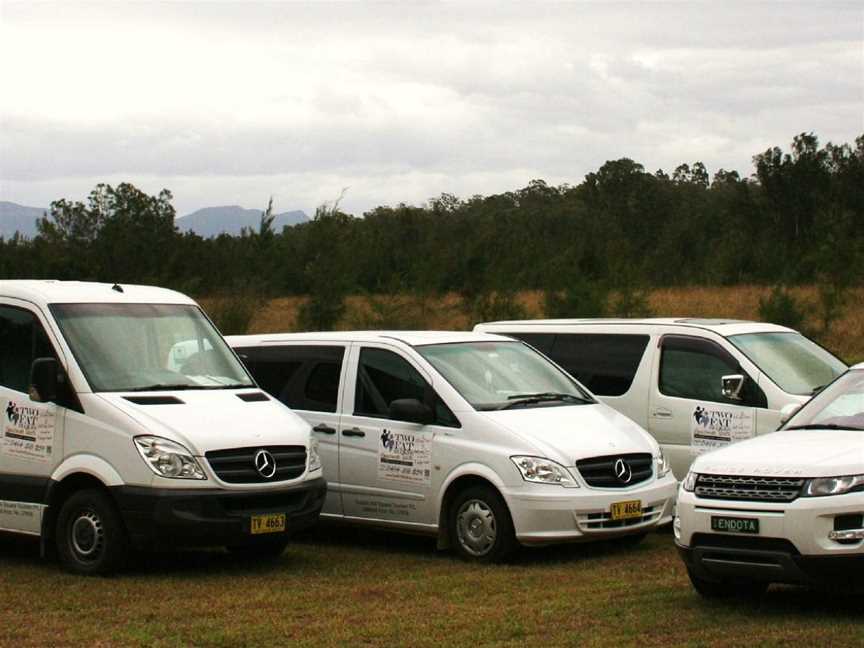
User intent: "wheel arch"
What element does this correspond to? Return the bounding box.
[435,464,510,550]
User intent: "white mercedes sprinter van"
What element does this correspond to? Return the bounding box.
[676,363,864,597]
[228,331,677,562]
[474,319,847,479]
[0,281,325,574]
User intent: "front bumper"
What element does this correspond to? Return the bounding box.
[675,489,864,587]
[111,477,327,550]
[505,474,677,545]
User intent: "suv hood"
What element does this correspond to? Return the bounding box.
[478,403,657,466]
[98,390,311,455]
[694,429,864,478]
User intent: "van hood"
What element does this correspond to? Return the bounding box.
[477,403,657,466]
[98,390,311,455]
[693,430,864,478]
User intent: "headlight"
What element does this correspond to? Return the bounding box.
[655,448,671,478]
[134,436,206,480]
[682,471,698,492]
[308,438,322,472]
[803,475,864,497]
[511,456,579,488]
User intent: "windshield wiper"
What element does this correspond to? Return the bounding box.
[785,424,864,431]
[498,392,592,409]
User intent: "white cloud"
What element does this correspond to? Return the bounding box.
[1,1,861,215]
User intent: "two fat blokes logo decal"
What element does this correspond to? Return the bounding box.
[377,428,432,486]
[1,397,55,463]
[691,403,754,456]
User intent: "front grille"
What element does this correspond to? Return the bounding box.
[576,453,652,488]
[691,533,800,555]
[695,474,804,502]
[206,445,307,484]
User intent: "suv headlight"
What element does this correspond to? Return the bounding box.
[803,475,864,497]
[655,448,671,478]
[308,438,322,472]
[511,456,579,488]
[134,436,206,480]
[682,471,698,492]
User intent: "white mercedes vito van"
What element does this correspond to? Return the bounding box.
[228,331,677,562]
[0,281,325,574]
[474,319,847,479]
[676,363,864,597]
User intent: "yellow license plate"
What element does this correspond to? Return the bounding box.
[250,513,286,535]
[610,500,642,521]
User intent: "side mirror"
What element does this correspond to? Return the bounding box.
[721,374,745,401]
[779,403,801,426]
[389,398,433,425]
[29,357,59,403]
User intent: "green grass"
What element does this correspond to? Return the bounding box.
[1,527,862,648]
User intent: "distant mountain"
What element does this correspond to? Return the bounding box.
[0,201,47,238]
[176,205,309,237]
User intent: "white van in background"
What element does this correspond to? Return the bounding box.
[0,281,325,574]
[474,319,847,479]
[228,331,678,562]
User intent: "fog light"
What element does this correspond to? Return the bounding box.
[673,516,682,541]
[828,528,864,541]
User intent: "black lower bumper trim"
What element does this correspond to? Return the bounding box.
[111,477,326,550]
[677,540,864,588]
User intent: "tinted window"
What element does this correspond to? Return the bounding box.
[659,336,766,407]
[0,306,56,393]
[355,347,458,426]
[547,334,649,396]
[238,345,344,413]
[506,333,555,355]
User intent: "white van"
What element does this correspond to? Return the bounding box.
[0,281,325,574]
[227,331,677,562]
[474,319,847,479]
[676,363,864,597]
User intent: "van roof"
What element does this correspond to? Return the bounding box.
[228,330,514,348]
[0,280,195,307]
[475,317,795,336]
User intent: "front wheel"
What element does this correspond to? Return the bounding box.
[687,568,767,599]
[448,485,516,563]
[56,489,129,575]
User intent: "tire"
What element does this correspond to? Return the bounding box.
[687,568,767,600]
[226,537,290,560]
[55,489,129,575]
[448,485,516,563]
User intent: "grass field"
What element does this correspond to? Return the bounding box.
[233,286,864,364]
[1,526,862,648]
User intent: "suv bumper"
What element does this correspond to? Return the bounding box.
[112,477,327,550]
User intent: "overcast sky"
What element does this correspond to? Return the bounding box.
[1,1,862,216]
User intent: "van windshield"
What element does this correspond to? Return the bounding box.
[728,332,846,395]
[51,303,255,392]
[417,341,593,411]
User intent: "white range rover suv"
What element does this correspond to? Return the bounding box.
[675,363,864,597]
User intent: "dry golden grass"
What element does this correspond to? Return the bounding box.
[239,286,864,363]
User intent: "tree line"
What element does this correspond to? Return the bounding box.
[1,132,861,330]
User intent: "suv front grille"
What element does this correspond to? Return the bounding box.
[695,474,804,502]
[205,445,307,484]
[576,453,652,488]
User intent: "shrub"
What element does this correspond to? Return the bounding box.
[206,290,264,335]
[757,286,809,331]
[469,291,528,323]
[543,279,608,318]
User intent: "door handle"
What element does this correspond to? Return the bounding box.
[313,424,336,435]
[342,428,366,438]
[651,407,673,419]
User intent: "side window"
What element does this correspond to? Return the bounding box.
[548,334,649,397]
[505,333,555,355]
[659,336,766,407]
[355,347,458,426]
[237,345,344,413]
[0,306,56,394]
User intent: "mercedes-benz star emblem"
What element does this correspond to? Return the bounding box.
[614,458,633,484]
[254,449,277,479]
